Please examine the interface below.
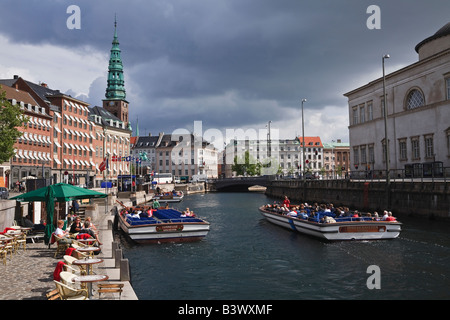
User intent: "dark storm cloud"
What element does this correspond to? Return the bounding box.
[1,0,449,139]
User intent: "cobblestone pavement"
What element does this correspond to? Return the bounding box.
[0,241,57,300]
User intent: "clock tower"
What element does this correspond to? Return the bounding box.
[103,17,129,124]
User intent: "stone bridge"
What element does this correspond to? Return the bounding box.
[206,176,272,192]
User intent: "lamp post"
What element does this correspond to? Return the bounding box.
[267,120,272,158]
[301,99,307,181]
[382,54,390,207]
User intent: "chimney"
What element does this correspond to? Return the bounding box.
[40,82,48,88]
[13,75,19,79]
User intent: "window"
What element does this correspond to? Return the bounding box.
[424,135,434,158]
[367,102,373,121]
[446,128,450,156]
[352,107,358,125]
[353,147,359,166]
[398,139,407,161]
[411,137,420,160]
[360,105,365,123]
[406,89,425,110]
[368,145,375,164]
[446,78,450,100]
[360,145,367,164]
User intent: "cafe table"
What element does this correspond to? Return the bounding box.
[76,238,97,245]
[73,257,103,275]
[76,246,100,257]
[73,274,109,299]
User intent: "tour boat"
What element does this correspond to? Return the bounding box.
[259,205,402,241]
[116,203,210,243]
[152,191,184,203]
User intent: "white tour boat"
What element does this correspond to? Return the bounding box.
[116,204,209,244]
[259,205,402,241]
[152,191,184,203]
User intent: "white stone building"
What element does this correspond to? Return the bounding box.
[344,22,450,177]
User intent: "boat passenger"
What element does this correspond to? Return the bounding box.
[152,199,160,209]
[381,210,389,221]
[298,211,308,219]
[373,212,379,220]
[282,196,290,208]
[322,216,336,223]
[287,206,298,217]
[184,208,195,217]
[385,211,397,222]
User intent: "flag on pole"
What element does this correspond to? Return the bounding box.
[99,157,108,172]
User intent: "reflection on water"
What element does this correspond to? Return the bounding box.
[117,192,450,300]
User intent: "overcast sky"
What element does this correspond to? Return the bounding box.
[0,0,448,148]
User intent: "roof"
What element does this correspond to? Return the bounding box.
[296,136,323,148]
[0,84,39,106]
[415,22,450,53]
[323,142,349,149]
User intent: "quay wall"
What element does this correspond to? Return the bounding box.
[265,180,450,220]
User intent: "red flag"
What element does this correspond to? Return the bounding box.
[99,157,108,172]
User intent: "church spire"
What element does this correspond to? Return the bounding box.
[105,15,126,100]
[103,16,129,126]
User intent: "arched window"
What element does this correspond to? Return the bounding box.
[406,89,425,110]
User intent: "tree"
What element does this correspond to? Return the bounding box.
[232,150,261,176]
[0,87,28,163]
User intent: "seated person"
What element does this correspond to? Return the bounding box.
[152,199,161,209]
[69,217,83,234]
[385,212,397,222]
[79,221,102,245]
[183,208,195,217]
[54,220,73,244]
[298,211,309,219]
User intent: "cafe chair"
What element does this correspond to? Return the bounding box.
[63,255,87,275]
[16,233,27,252]
[60,271,83,289]
[51,233,70,258]
[54,280,89,300]
[0,246,7,265]
[46,288,61,300]
[3,237,15,258]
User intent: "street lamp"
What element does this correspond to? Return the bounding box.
[301,99,307,181]
[266,121,272,158]
[382,54,390,207]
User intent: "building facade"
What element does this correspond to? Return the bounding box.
[322,140,350,178]
[0,84,52,188]
[131,133,219,181]
[344,22,450,176]
[0,18,132,189]
[224,136,324,177]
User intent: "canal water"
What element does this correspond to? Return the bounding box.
[117,192,450,300]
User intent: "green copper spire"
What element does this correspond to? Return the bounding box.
[105,16,126,100]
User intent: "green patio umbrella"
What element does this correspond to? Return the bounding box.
[10,183,107,244]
